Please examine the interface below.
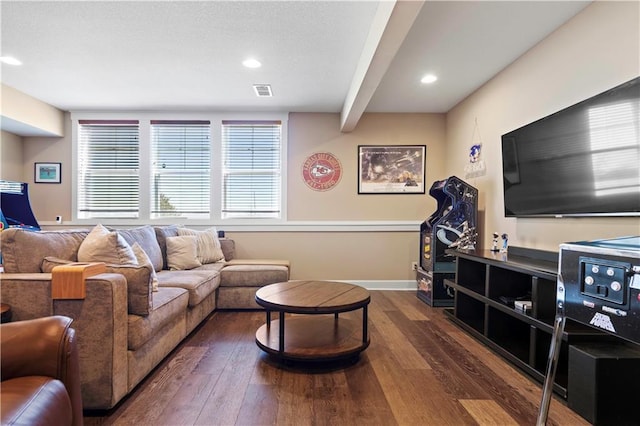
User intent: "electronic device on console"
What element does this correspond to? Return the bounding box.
[559,236,640,344]
[417,176,478,307]
[538,236,640,426]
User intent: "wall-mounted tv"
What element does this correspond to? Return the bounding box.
[501,76,640,218]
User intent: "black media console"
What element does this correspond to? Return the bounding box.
[443,246,613,399]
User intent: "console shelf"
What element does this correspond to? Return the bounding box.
[444,247,608,398]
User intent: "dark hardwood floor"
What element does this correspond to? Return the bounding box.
[84,291,587,425]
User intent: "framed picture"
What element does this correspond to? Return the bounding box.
[34,162,61,184]
[358,145,426,194]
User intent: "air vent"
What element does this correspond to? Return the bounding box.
[253,84,273,97]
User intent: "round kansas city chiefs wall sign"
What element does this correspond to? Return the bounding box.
[302,152,342,191]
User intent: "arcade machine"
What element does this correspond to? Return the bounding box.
[0,180,40,231]
[417,176,478,306]
[538,236,640,425]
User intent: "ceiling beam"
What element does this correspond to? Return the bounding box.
[1,84,65,137]
[340,0,424,133]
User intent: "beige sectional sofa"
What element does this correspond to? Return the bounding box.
[0,226,289,410]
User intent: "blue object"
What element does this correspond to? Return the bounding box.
[0,180,40,230]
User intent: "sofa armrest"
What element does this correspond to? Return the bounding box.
[1,315,83,426]
[0,272,129,410]
[1,315,74,379]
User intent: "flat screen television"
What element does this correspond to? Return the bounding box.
[501,76,640,217]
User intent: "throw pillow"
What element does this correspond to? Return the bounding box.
[166,235,202,270]
[132,242,159,292]
[78,224,137,265]
[154,225,183,270]
[176,227,225,264]
[117,226,164,273]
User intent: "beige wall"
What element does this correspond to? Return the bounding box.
[22,112,445,284]
[288,112,445,220]
[0,130,23,181]
[226,231,419,282]
[445,1,640,252]
[279,112,446,281]
[20,115,71,223]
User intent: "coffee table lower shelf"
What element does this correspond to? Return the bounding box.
[255,315,370,362]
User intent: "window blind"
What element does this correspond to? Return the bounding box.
[150,121,211,219]
[221,121,281,218]
[77,120,140,218]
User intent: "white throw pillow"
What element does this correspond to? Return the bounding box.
[176,227,225,264]
[78,224,137,265]
[131,242,159,292]
[166,235,202,270]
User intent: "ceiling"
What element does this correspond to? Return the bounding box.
[1,1,591,134]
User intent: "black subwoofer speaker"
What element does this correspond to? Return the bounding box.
[568,342,640,425]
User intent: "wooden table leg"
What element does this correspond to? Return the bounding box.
[362,305,368,345]
[279,312,285,353]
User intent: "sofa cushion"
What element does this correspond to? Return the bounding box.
[117,226,164,273]
[42,257,154,316]
[193,263,226,273]
[1,228,88,273]
[154,225,182,270]
[219,264,289,287]
[156,270,220,307]
[78,224,137,265]
[166,236,202,270]
[127,287,189,351]
[176,227,225,264]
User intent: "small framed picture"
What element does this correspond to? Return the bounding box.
[34,162,61,184]
[358,145,426,194]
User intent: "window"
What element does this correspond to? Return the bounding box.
[150,121,211,219]
[73,114,286,223]
[77,120,140,219]
[221,121,282,219]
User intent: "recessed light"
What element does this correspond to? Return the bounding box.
[421,74,437,84]
[0,56,22,66]
[243,58,262,69]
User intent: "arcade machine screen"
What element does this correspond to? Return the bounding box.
[0,180,40,231]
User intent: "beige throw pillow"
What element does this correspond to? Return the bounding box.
[78,224,137,265]
[132,242,159,292]
[176,227,225,264]
[166,235,202,270]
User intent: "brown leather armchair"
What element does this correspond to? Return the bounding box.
[1,316,83,426]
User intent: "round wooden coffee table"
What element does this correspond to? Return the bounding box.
[255,280,370,362]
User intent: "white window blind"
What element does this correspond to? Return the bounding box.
[77,120,140,219]
[221,121,282,219]
[150,121,211,219]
